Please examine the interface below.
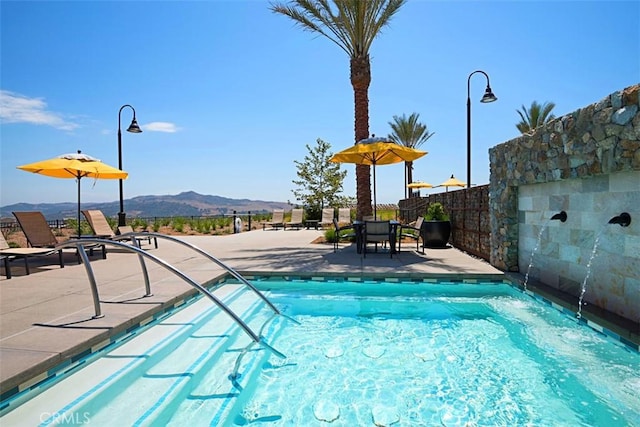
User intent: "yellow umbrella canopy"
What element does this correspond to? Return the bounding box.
[17,151,128,179]
[330,136,427,218]
[438,174,466,191]
[17,150,128,236]
[330,137,427,165]
[407,181,433,189]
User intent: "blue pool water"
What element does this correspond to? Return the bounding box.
[2,278,638,426]
[229,279,639,426]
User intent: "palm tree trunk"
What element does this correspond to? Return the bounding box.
[406,161,414,193]
[404,161,408,199]
[351,55,372,220]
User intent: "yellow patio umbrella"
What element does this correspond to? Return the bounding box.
[17,150,128,237]
[407,181,433,197]
[438,174,466,192]
[330,136,427,219]
[407,181,433,189]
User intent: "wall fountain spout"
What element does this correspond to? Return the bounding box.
[608,212,631,227]
[550,211,567,222]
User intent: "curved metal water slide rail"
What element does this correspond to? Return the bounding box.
[56,238,286,359]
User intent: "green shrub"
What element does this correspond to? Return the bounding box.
[172,217,186,233]
[131,218,148,231]
[324,228,337,243]
[196,219,214,234]
[325,227,356,243]
[425,202,449,221]
[65,219,92,235]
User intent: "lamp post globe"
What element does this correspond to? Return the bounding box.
[117,104,142,227]
[466,70,497,189]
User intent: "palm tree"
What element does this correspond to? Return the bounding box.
[516,101,556,134]
[270,0,407,220]
[388,113,434,198]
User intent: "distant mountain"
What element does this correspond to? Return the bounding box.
[0,191,291,220]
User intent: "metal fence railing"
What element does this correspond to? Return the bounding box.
[0,211,269,235]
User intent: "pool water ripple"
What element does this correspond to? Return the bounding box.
[225,283,639,426]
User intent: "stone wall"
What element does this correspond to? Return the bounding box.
[489,84,639,322]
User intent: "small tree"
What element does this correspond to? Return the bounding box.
[292,138,349,219]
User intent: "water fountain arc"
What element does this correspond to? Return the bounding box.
[523,211,569,292]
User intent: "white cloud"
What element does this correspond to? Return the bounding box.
[0,90,79,131]
[143,122,180,133]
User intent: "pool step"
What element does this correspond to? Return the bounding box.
[2,285,280,426]
[77,287,275,426]
[164,313,286,426]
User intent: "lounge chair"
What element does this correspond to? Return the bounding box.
[262,209,285,230]
[0,232,64,278]
[338,208,351,225]
[117,225,159,248]
[1,254,10,279]
[332,218,356,252]
[82,210,158,248]
[319,208,335,229]
[398,216,425,254]
[13,211,106,260]
[82,209,116,238]
[363,220,393,258]
[284,209,304,230]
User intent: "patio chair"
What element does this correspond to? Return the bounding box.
[82,209,116,238]
[284,209,304,230]
[319,208,335,229]
[262,209,285,230]
[1,254,9,279]
[13,211,106,261]
[82,210,158,248]
[398,216,425,254]
[0,232,64,278]
[117,225,158,249]
[337,208,351,225]
[332,218,356,252]
[363,220,393,258]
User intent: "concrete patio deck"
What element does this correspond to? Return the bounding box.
[1,228,636,402]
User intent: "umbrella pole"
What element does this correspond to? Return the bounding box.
[373,164,377,220]
[77,177,82,237]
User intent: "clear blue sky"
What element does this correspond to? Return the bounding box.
[1,0,638,208]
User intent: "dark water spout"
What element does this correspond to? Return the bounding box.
[608,212,631,227]
[551,211,567,222]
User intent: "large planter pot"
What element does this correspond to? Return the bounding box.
[422,220,451,248]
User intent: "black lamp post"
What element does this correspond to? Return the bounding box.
[466,70,497,189]
[117,104,142,227]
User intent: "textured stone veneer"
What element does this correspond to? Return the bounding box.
[489,84,639,323]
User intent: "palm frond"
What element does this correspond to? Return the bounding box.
[270,0,406,56]
[388,112,434,148]
[516,100,556,134]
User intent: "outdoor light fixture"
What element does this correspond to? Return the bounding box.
[117,104,142,227]
[466,70,497,189]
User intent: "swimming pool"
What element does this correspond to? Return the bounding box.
[2,277,638,426]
